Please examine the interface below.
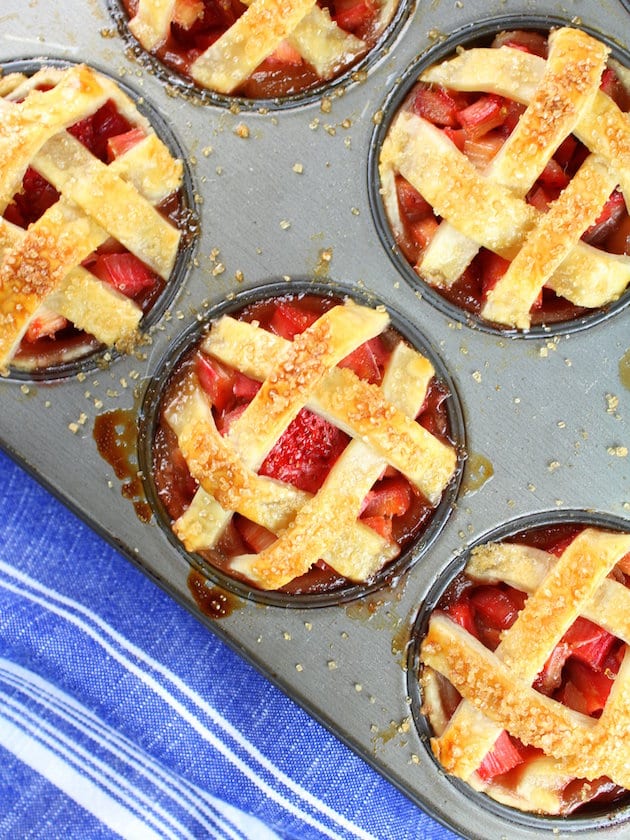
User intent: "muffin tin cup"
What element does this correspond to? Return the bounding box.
[407,509,630,837]
[106,0,414,111]
[3,57,199,384]
[367,13,630,338]
[138,277,467,608]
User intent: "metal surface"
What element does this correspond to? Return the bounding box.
[1,1,630,837]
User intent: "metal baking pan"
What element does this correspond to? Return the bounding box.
[2,1,630,837]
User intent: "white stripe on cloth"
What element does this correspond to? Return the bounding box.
[1,715,168,840]
[0,559,377,840]
[0,661,255,840]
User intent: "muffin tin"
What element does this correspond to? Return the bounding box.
[2,1,630,837]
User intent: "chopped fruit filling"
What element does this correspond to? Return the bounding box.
[338,335,389,384]
[24,312,69,344]
[8,168,59,228]
[2,69,183,371]
[259,408,350,495]
[123,0,396,99]
[424,524,630,814]
[265,40,304,67]
[68,100,134,162]
[381,27,630,329]
[107,127,146,160]
[152,293,457,595]
[88,253,159,299]
[457,94,507,140]
[477,730,534,782]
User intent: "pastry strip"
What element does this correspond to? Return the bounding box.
[570,650,630,785]
[381,27,630,325]
[236,0,365,78]
[422,614,630,789]
[0,65,111,213]
[170,300,388,551]
[225,301,389,469]
[168,382,397,585]
[380,112,537,257]
[0,73,28,98]
[287,6,364,77]
[382,112,630,319]
[166,383,311,531]
[468,541,630,643]
[0,131,182,363]
[129,0,176,51]
[424,528,630,779]
[482,153,618,328]
[418,28,608,289]
[45,270,141,347]
[167,304,453,587]
[203,315,456,500]
[190,0,318,93]
[33,132,180,279]
[0,203,107,365]
[168,339,433,556]
[417,35,630,296]
[421,43,630,201]
[230,341,435,587]
[0,66,153,130]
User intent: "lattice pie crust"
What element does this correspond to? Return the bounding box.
[380,27,630,329]
[163,298,458,590]
[421,527,630,813]
[0,64,183,371]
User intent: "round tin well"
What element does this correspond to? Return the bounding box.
[108,0,412,111]
[1,57,197,383]
[407,509,630,835]
[368,16,630,338]
[139,278,466,608]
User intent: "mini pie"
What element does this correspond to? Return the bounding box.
[420,524,630,815]
[151,292,459,594]
[379,27,630,330]
[0,63,184,373]
[120,0,399,99]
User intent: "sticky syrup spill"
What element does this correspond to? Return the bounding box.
[187,568,241,619]
[462,451,494,495]
[620,348,630,391]
[391,621,410,659]
[93,408,152,523]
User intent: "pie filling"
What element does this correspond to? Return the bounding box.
[122,0,398,99]
[0,65,185,372]
[420,524,630,815]
[379,27,630,330]
[151,292,458,595]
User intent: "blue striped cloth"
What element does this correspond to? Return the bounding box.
[0,447,456,840]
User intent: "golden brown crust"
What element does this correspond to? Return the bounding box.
[130,0,377,91]
[380,27,630,328]
[165,300,457,589]
[190,0,319,93]
[420,527,630,800]
[0,64,183,368]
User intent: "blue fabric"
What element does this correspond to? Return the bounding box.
[0,447,457,840]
